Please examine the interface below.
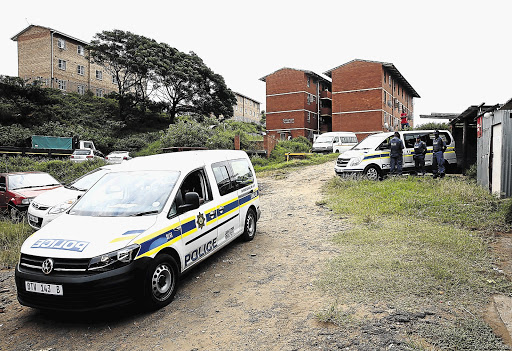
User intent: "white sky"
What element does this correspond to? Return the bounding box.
[1,0,511,126]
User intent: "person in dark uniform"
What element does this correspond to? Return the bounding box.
[413,135,427,176]
[389,131,404,175]
[432,130,447,179]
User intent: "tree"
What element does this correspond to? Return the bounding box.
[88,30,158,119]
[152,46,236,123]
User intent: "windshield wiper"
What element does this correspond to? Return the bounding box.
[65,185,85,191]
[129,210,159,217]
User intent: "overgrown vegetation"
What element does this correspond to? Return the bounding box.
[0,156,106,185]
[318,175,512,349]
[0,219,32,269]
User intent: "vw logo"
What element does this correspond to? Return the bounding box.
[41,258,54,275]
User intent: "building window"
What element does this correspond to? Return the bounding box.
[58,59,66,70]
[384,72,386,83]
[96,88,104,97]
[57,79,66,91]
[389,76,392,87]
[77,45,84,56]
[57,38,66,49]
[77,65,84,75]
[96,70,103,80]
[77,85,85,95]
[112,75,117,84]
[307,111,311,123]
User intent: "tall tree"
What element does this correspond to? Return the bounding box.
[152,46,236,123]
[87,30,158,119]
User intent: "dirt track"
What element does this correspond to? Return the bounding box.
[0,161,349,351]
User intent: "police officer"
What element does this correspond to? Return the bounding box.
[432,130,447,179]
[389,131,404,175]
[413,135,427,176]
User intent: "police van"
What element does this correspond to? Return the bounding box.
[15,150,260,311]
[312,132,358,153]
[334,130,456,180]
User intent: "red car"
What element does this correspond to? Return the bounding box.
[0,172,61,221]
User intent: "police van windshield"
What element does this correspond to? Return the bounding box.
[315,135,334,143]
[69,171,180,217]
[352,134,389,150]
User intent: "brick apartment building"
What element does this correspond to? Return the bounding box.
[259,68,332,140]
[261,60,420,141]
[11,25,117,97]
[232,92,261,124]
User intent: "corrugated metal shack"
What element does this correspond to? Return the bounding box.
[450,104,495,172]
[477,98,512,197]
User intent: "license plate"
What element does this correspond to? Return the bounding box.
[25,281,63,295]
[28,213,38,223]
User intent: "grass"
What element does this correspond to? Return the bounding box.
[253,153,338,175]
[317,174,512,350]
[0,217,33,269]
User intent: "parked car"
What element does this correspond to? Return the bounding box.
[16,150,260,312]
[105,151,131,164]
[312,132,358,153]
[27,166,116,230]
[0,172,61,221]
[70,149,104,163]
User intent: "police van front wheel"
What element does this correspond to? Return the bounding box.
[144,254,179,310]
[363,165,381,181]
[241,208,257,241]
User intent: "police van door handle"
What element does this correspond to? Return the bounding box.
[218,206,224,214]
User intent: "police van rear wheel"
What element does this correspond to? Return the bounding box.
[144,254,179,309]
[241,208,256,241]
[364,165,380,181]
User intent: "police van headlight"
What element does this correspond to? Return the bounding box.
[88,244,140,272]
[349,156,363,166]
[48,199,76,214]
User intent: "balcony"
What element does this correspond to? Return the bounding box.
[320,90,332,100]
[320,107,332,116]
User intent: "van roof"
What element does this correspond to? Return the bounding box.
[318,132,356,136]
[115,150,250,172]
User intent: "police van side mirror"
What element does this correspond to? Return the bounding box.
[178,192,200,214]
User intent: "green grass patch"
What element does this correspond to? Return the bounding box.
[317,175,512,349]
[253,153,338,174]
[0,218,33,268]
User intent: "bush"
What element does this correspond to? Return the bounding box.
[0,156,105,184]
[269,138,312,161]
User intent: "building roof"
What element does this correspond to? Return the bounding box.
[323,59,420,98]
[11,24,90,46]
[234,91,261,104]
[449,104,498,125]
[499,97,512,111]
[419,113,459,120]
[259,67,331,84]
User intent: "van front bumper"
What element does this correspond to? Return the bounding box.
[334,165,363,176]
[15,257,150,312]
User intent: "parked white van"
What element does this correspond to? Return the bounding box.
[312,132,358,153]
[16,150,260,311]
[334,130,456,180]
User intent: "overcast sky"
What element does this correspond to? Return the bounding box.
[1,0,510,126]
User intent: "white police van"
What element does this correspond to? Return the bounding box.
[334,130,456,180]
[16,150,260,311]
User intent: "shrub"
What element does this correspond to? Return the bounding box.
[269,138,312,161]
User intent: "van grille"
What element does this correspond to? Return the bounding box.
[337,158,350,167]
[19,254,90,274]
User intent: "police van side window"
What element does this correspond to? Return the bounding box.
[378,137,392,150]
[229,159,254,190]
[179,169,212,204]
[404,134,416,148]
[212,163,233,196]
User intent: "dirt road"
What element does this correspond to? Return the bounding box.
[0,161,349,351]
